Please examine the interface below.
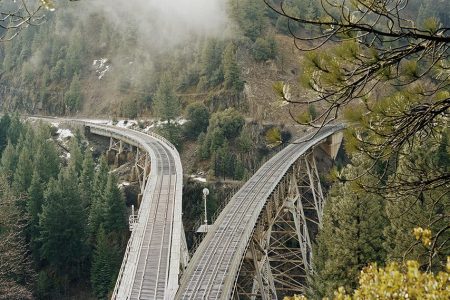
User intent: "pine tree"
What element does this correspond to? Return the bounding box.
[90,226,116,299]
[39,168,87,278]
[0,140,18,183]
[79,150,95,209]
[0,114,12,153]
[310,155,387,298]
[223,43,243,92]
[88,156,109,238]
[103,173,127,237]
[153,73,180,124]
[0,176,36,299]
[34,139,60,183]
[383,132,450,271]
[65,73,83,114]
[27,170,45,260]
[68,137,84,177]
[12,146,33,196]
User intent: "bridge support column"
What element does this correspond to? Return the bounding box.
[234,150,327,299]
[132,148,150,207]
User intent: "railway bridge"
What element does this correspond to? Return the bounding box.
[176,124,344,300]
[63,120,189,300]
[41,119,343,299]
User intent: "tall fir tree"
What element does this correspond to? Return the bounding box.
[90,226,116,300]
[223,43,243,92]
[79,150,95,209]
[383,131,450,271]
[39,168,88,279]
[0,140,18,183]
[27,170,45,261]
[310,155,387,298]
[103,173,127,238]
[153,73,180,124]
[12,145,33,198]
[88,156,109,238]
[0,176,36,299]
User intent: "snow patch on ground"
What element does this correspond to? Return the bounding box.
[57,128,74,140]
[189,175,207,183]
[93,58,110,80]
[116,120,138,128]
[119,181,131,188]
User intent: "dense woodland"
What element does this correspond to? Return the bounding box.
[0,0,449,299]
[0,115,127,299]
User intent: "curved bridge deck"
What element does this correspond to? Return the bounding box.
[71,122,184,300]
[176,125,344,300]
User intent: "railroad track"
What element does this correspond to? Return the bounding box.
[176,125,343,299]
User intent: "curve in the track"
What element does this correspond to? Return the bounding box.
[176,124,344,300]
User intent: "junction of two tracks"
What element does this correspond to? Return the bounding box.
[44,119,343,299]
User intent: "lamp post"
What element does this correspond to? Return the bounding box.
[203,188,209,228]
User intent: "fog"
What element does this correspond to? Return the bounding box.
[85,0,230,49]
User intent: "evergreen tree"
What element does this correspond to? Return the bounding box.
[68,137,84,177]
[39,168,87,278]
[153,73,180,123]
[12,146,33,196]
[310,155,387,298]
[223,43,243,92]
[90,226,115,299]
[88,156,109,238]
[7,114,25,145]
[0,114,12,153]
[0,176,36,299]
[79,150,95,209]
[383,132,450,271]
[34,139,60,183]
[103,173,127,237]
[0,140,18,183]
[184,102,209,139]
[65,73,83,113]
[27,170,45,261]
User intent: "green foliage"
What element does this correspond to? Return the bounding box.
[0,140,18,183]
[153,73,181,123]
[158,123,183,149]
[89,156,109,238]
[0,176,36,299]
[0,114,12,153]
[79,150,95,209]
[265,127,282,147]
[199,109,247,180]
[103,174,127,237]
[231,0,267,41]
[223,43,244,92]
[27,170,45,260]
[65,73,83,114]
[311,155,387,298]
[39,168,88,279]
[252,36,277,61]
[208,108,245,140]
[184,102,210,139]
[383,132,450,271]
[198,39,225,90]
[91,226,116,299]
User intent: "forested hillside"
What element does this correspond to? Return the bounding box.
[0,0,449,299]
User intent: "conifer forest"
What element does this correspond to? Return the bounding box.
[0,1,449,299]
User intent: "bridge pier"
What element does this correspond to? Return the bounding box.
[132,147,150,208]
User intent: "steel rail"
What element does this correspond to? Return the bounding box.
[176,124,344,299]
